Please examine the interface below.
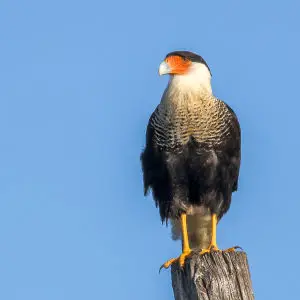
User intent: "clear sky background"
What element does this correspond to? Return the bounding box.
[0,1,299,299]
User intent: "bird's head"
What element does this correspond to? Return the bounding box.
[159,51,212,93]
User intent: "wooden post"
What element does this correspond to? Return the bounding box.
[171,252,254,300]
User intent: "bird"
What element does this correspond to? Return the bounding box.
[140,51,241,270]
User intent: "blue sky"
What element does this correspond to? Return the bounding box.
[0,1,299,299]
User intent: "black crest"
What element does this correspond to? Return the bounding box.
[166,51,211,74]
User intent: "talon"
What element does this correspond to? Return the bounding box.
[224,247,236,253]
[199,243,220,255]
[200,244,242,255]
[225,248,235,253]
[159,250,192,272]
[160,214,192,273]
[159,258,177,272]
[224,245,243,252]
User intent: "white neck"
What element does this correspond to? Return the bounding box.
[168,63,212,95]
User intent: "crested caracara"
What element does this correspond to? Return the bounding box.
[141,51,241,269]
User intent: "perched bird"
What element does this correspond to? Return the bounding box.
[141,51,241,269]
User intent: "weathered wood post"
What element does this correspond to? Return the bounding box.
[171,252,254,300]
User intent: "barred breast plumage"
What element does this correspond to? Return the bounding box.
[151,90,234,151]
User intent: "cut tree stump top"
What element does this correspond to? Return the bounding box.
[171,251,254,300]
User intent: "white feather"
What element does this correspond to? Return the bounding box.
[169,62,212,95]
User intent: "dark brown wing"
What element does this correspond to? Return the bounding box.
[222,103,241,192]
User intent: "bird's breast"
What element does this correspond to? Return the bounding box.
[151,97,231,150]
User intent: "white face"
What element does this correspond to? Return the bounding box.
[170,62,212,94]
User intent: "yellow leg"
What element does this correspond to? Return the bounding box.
[199,213,219,254]
[160,214,192,271]
[200,213,239,255]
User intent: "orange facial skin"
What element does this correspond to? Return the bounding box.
[165,55,192,75]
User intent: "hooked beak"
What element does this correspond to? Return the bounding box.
[158,61,171,76]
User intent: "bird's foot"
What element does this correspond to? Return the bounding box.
[200,244,242,255]
[199,243,220,255]
[224,245,242,252]
[159,250,192,272]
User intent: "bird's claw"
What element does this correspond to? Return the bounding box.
[224,245,243,252]
[199,244,220,255]
[200,244,242,255]
[159,250,192,273]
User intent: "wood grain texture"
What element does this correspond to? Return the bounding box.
[171,252,254,300]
